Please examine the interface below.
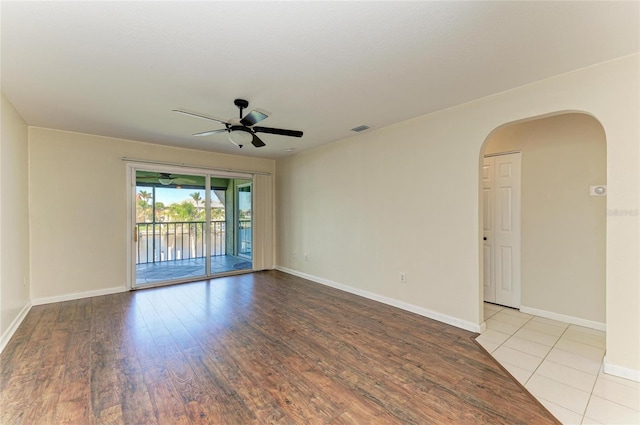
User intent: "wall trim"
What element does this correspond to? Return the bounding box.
[0,302,32,354]
[276,266,483,333]
[603,356,640,383]
[31,286,127,306]
[520,305,606,331]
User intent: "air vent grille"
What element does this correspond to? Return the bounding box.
[351,125,370,132]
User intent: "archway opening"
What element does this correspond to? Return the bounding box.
[479,112,606,328]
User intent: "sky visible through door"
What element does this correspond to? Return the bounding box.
[133,170,252,286]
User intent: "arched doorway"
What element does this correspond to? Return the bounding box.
[479,112,606,328]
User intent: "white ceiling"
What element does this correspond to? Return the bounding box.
[2,1,638,159]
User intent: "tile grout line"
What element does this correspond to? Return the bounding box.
[481,305,640,424]
[584,383,640,414]
[489,310,537,376]
[524,324,569,387]
[525,323,602,422]
[579,358,607,422]
[483,307,594,423]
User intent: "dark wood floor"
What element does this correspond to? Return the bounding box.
[1,270,559,424]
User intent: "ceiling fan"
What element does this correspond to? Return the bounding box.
[173,99,303,148]
[137,172,197,186]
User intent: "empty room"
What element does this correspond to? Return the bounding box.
[1,2,639,424]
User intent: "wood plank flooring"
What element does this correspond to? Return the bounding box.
[1,270,559,424]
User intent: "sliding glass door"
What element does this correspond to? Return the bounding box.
[208,177,253,275]
[236,182,252,259]
[130,167,253,288]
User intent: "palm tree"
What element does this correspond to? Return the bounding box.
[168,201,198,222]
[137,190,152,222]
[154,201,166,222]
[139,190,152,203]
[190,192,204,220]
[190,192,202,207]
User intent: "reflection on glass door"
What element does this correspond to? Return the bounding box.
[133,170,253,287]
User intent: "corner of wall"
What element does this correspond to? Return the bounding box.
[0,92,32,347]
[0,302,31,354]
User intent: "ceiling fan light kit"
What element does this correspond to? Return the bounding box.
[228,127,253,148]
[173,99,303,149]
[158,173,174,185]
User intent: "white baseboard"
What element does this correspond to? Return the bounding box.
[275,266,483,333]
[0,302,32,354]
[603,356,640,383]
[31,285,127,306]
[520,305,606,331]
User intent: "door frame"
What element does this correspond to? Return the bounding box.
[125,161,253,290]
[235,182,253,260]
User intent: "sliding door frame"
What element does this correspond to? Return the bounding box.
[125,161,253,290]
[236,181,253,260]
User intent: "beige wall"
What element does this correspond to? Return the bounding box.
[29,128,274,301]
[485,114,606,323]
[1,93,31,340]
[276,54,640,374]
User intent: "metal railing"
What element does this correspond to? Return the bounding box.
[238,219,252,255]
[136,220,226,265]
[136,219,252,264]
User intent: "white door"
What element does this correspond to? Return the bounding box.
[482,153,521,308]
[482,158,496,303]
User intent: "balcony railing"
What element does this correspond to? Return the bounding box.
[238,219,252,256]
[136,220,225,265]
[136,219,252,265]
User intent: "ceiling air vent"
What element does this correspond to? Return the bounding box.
[351,125,370,132]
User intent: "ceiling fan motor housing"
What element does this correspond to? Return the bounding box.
[234,99,249,110]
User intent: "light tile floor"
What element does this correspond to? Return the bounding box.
[479,303,640,425]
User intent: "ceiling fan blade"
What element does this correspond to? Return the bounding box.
[240,110,269,127]
[253,126,303,138]
[192,129,228,137]
[173,109,228,124]
[173,178,198,184]
[251,134,266,148]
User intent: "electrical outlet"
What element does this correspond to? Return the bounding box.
[399,272,407,283]
[304,254,308,261]
[292,252,296,258]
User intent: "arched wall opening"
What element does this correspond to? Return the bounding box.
[479,112,607,328]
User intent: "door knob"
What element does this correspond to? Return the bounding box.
[483,237,487,241]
